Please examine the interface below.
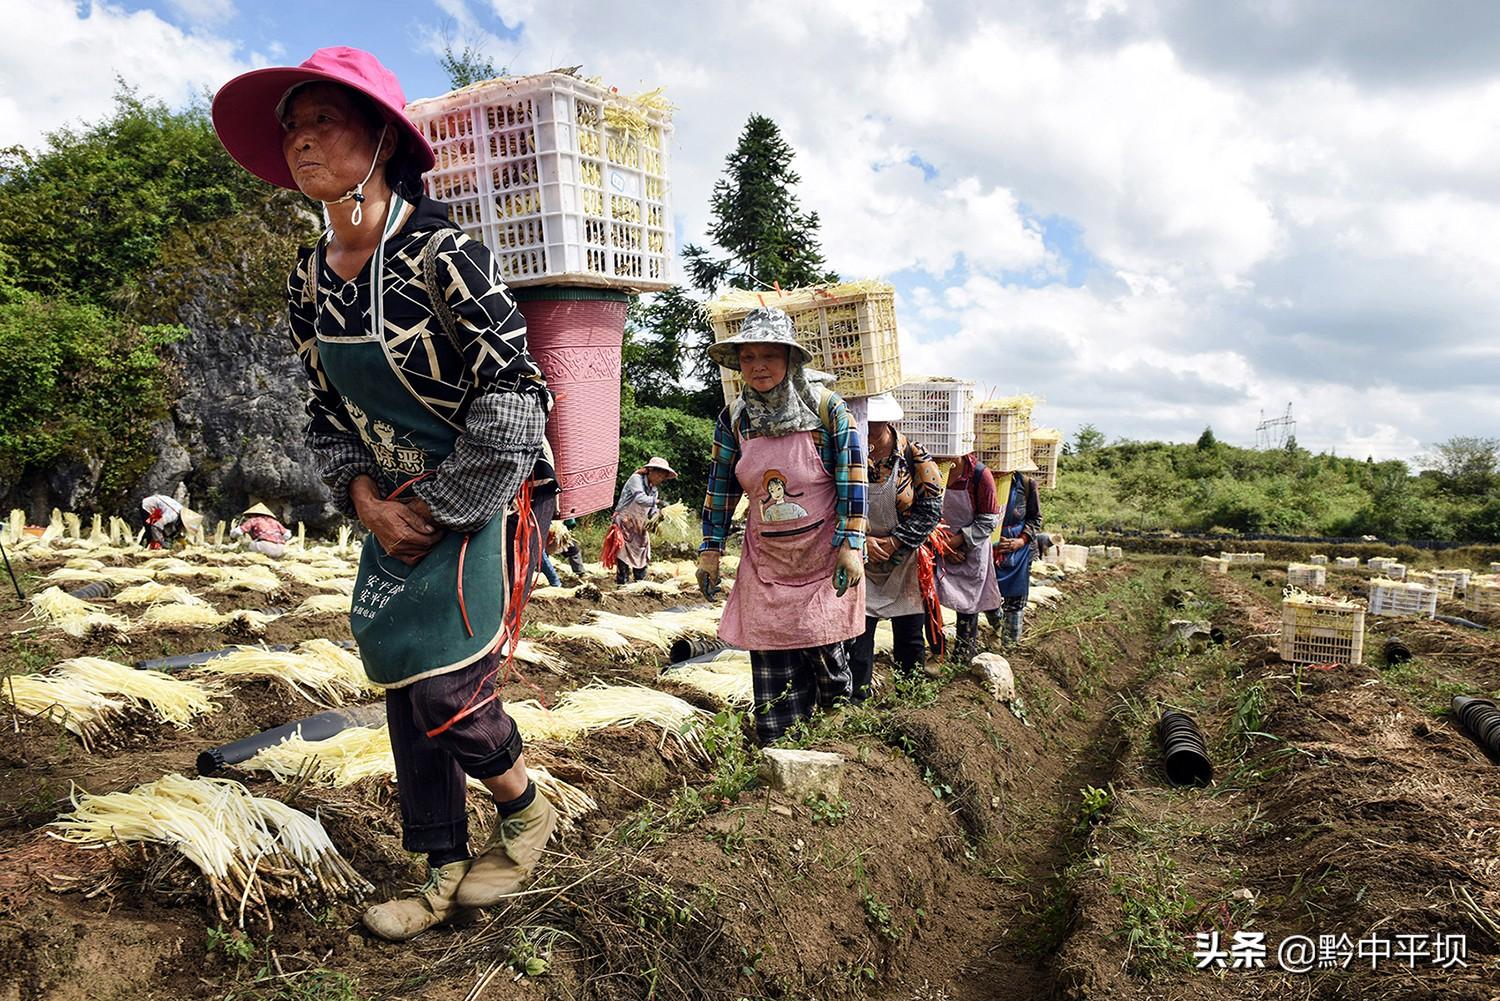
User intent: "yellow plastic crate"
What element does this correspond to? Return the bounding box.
[1030,427,1061,488]
[973,401,1035,473]
[1280,596,1365,665]
[709,282,902,405]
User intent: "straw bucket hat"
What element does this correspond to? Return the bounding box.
[708,308,812,370]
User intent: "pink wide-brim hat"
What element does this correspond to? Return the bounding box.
[211,46,435,191]
[639,457,678,479]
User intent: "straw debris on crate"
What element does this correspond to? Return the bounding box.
[49,774,371,928]
[1368,577,1439,619]
[708,281,902,404]
[1279,589,1365,665]
[973,396,1038,473]
[238,725,596,832]
[405,71,674,290]
[891,377,975,458]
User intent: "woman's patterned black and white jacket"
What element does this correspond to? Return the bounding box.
[286,196,554,531]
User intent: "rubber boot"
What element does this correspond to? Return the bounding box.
[456,795,558,908]
[950,614,979,663]
[362,860,472,942]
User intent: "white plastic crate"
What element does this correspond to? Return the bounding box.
[1309,554,1328,565]
[1221,552,1266,565]
[709,282,902,404]
[1333,557,1360,569]
[1059,544,1089,571]
[1432,569,1471,596]
[1030,427,1062,489]
[974,401,1035,474]
[407,72,674,291]
[1490,562,1500,574]
[1384,562,1407,581]
[1201,555,1228,574]
[1280,596,1365,665]
[1369,578,1438,618]
[1367,557,1394,571]
[1106,546,1123,559]
[891,377,974,457]
[1467,582,1500,615]
[1088,545,1106,559]
[1287,563,1326,590]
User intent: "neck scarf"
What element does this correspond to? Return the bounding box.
[741,363,823,437]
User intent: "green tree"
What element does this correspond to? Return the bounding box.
[1072,423,1106,455]
[682,115,838,292]
[0,88,285,305]
[1196,426,1217,450]
[1422,435,1499,497]
[438,38,500,89]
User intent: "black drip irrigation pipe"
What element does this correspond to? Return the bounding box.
[1452,697,1500,759]
[667,634,724,665]
[1383,637,1413,666]
[1436,615,1489,631]
[66,581,114,601]
[1157,710,1214,787]
[197,702,388,775]
[136,638,356,672]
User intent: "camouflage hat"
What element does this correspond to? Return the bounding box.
[708,307,813,371]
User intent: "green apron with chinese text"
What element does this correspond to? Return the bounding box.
[312,195,508,687]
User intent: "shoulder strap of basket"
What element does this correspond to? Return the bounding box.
[729,387,838,444]
[421,230,466,360]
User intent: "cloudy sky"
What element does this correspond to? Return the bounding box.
[7,0,1499,460]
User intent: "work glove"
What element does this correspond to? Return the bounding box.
[833,542,864,597]
[647,512,663,532]
[696,549,722,601]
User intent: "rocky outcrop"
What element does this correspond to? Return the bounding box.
[133,292,339,529]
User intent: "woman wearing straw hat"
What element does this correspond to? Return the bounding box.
[696,307,866,744]
[214,47,559,942]
[230,501,292,558]
[610,457,676,584]
[846,393,945,698]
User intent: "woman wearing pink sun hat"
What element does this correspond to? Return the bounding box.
[214,47,559,942]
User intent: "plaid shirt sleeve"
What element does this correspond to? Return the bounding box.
[699,408,742,553]
[821,396,867,549]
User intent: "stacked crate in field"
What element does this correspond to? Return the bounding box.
[1201,556,1228,574]
[1432,569,1471,597]
[1467,581,1500,615]
[707,282,902,405]
[407,71,674,290]
[1280,592,1365,665]
[1333,557,1360,569]
[1309,554,1328,565]
[1287,563,1326,590]
[1368,578,1439,619]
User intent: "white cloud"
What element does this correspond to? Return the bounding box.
[0,0,251,149]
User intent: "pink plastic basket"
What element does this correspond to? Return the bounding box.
[514,289,627,518]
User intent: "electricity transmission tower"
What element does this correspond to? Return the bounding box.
[1255,404,1296,450]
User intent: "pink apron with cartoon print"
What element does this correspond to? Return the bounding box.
[718,430,865,651]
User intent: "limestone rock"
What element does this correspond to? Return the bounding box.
[970,653,1015,701]
[760,748,845,801]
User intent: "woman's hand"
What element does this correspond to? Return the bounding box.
[351,477,445,566]
[834,541,864,597]
[995,536,1026,554]
[866,535,897,564]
